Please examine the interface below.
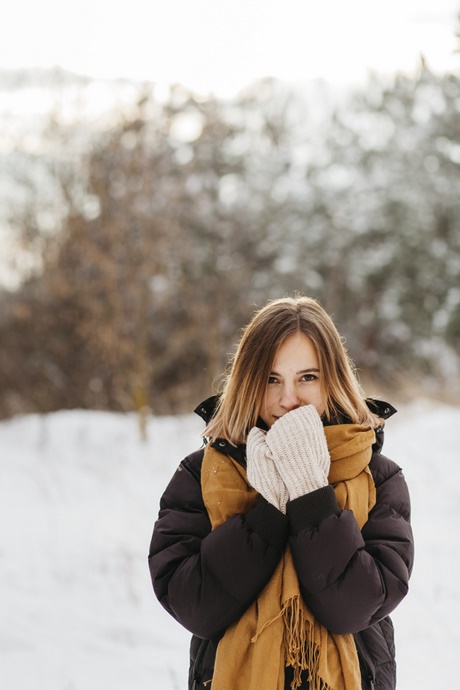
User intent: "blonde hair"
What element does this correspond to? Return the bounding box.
[204,296,380,445]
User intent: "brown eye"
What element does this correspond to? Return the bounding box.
[301,374,318,382]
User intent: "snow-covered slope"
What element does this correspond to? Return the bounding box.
[0,401,458,689]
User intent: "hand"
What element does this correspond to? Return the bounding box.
[265,405,330,499]
[246,427,289,514]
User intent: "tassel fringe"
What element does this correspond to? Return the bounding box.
[284,595,332,690]
[251,594,332,690]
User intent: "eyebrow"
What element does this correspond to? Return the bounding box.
[270,368,320,376]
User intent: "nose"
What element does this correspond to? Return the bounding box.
[280,386,300,411]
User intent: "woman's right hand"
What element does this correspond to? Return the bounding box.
[265,404,331,500]
[246,427,289,513]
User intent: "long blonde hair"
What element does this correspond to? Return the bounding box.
[204,296,380,445]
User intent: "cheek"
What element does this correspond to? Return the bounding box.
[262,390,273,412]
[303,388,325,414]
[316,398,326,416]
[316,390,326,415]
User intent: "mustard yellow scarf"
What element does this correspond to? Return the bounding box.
[201,423,376,690]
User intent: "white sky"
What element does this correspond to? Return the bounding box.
[1,0,459,95]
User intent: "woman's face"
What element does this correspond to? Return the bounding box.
[259,332,325,428]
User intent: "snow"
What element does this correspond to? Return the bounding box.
[0,400,458,689]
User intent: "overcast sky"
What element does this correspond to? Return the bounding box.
[1,0,459,94]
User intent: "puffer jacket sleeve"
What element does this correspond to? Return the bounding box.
[148,449,289,640]
[286,451,414,635]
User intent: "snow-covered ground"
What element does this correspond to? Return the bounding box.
[0,400,458,689]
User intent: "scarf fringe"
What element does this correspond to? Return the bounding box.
[251,594,332,690]
[284,595,332,690]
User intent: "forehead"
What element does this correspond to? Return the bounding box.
[272,333,319,369]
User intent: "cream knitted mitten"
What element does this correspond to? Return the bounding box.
[266,405,331,500]
[246,427,290,514]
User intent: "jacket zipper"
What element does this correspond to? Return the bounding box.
[192,639,208,690]
[353,634,376,690]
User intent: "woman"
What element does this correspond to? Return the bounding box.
[149,296,414,690]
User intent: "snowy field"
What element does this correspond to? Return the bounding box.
[1,399,459,689]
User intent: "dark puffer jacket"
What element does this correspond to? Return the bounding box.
[149,399,414,689]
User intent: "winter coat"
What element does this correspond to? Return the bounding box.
[149,398,414,690]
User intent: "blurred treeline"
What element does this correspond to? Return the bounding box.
[1,65,460,418]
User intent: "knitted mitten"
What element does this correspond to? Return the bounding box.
[246,427,290,514]
[265,405,330,499]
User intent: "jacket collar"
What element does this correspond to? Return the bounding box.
[194,395,397,426]
[194,395,221,424]
[194,395,396,463]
